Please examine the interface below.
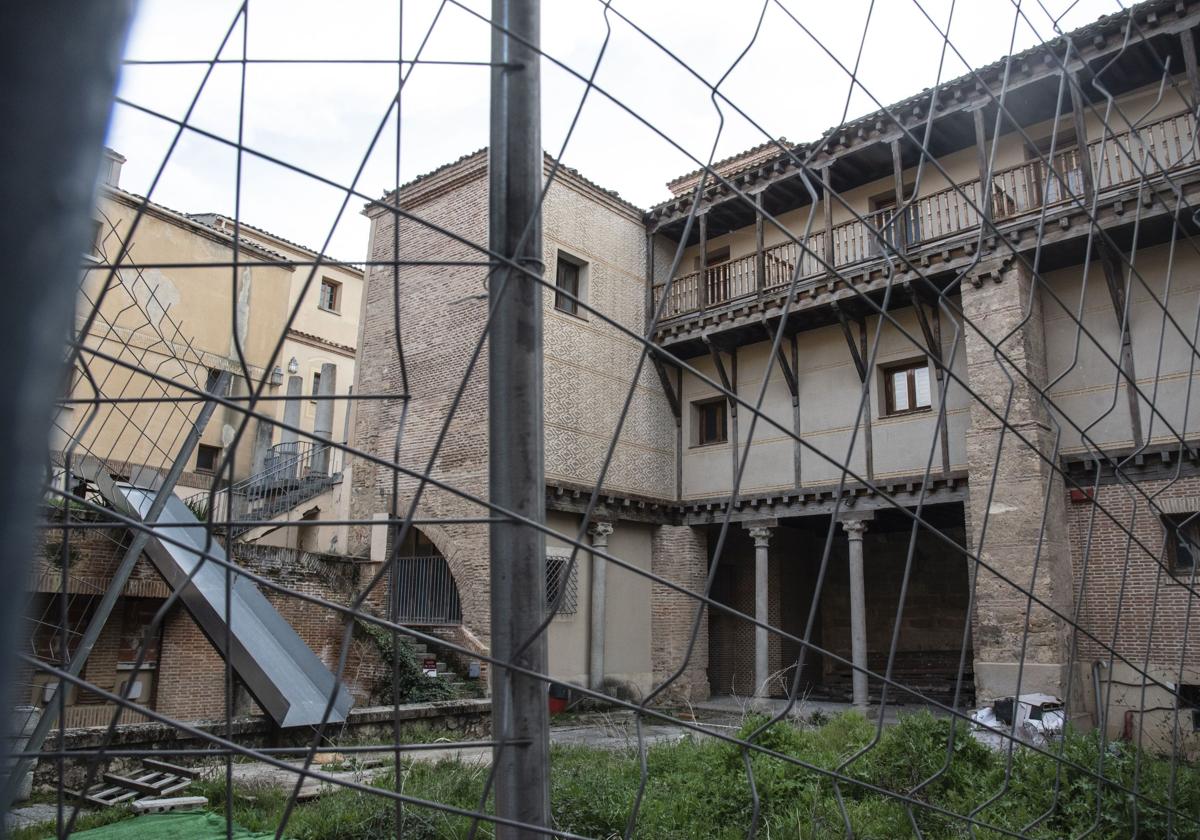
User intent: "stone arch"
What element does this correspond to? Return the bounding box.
[390,513,487,640]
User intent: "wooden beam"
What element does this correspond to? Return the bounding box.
[698,211,708,311]
[762,322,797,399]
[755,191,766,295]
[973,107,992,223]
[822,165,835,269]
[675,365,683,500]
[914,297,953,477]
[931,304,952,478]
[730,346,739,481]
[858,316,874,482]
[891,138,907,254]
[791,332,802,488]
[833,303,867,382]
[705,335,734,403]
[1182,28,1200,113]
[650,351,681,419]
[644,231,655,329]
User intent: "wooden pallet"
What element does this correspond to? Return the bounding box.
[69,759,196,808]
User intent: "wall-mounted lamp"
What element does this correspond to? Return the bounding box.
[287,357,299,375]
[270,366,284,386]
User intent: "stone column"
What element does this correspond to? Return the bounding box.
[841,516,870,712]
[280,375,303,480]
[312,362,336,474]
[962,259,1076,704]
[746,524,773,697]
[588,521,614,691]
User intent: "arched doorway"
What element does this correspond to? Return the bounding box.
[393,527,463,625]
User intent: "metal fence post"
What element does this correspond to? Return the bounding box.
[0,0,133,808]
[489,0,550,835]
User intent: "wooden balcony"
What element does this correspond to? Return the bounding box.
[653,110,1197,322]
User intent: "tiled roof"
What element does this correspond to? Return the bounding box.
[378,148,646,216]
[187,213,363,273]
[652,0,1181,210]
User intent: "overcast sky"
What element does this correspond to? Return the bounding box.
[108,0,1126,262]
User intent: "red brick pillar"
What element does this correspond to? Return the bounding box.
[651,524,710,703]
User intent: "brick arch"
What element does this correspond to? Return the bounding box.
[395,518,487,639]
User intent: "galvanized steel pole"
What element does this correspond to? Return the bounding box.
[488,0,550,836]
[0,0,133,810]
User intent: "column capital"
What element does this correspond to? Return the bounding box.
[746,525,772,547]
[588,520,614,542]
[841,518,868,538]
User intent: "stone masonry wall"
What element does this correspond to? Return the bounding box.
[961,260,1077,703]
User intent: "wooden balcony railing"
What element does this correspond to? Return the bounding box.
[653,109,1197,321]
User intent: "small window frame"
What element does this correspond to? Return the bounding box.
[318,277,341,313]
[1180,684,1200,732]
[882,359,933,417]
[310,370,322,404]
[553,252,587,319]
[692,397,729,447]
[1162,513,1200,579]
[195,443,221,474]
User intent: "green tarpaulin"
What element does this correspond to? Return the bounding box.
[53,811,281,840]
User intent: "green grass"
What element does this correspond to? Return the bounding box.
[17,712,1200,839]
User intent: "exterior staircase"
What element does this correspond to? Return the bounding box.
[409,640,469,692]
[186,440,343,536]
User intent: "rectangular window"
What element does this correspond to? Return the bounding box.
[1163,513,1199,578]
[545,552,578,615]
[1180,684,1200,732]
[693,398,728,446]
[204,367,230,396]
[884,360,932,416]
[195,444,221,474]
[319,278,340,312]
[554,256,581,316]
[310,370,322,403]
[90,219,104,258]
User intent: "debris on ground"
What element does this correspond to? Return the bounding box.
[970,693,1065,750]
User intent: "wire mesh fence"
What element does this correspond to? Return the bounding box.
[3,0,1200,838]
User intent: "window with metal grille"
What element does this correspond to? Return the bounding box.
[545,550,578,615]
[319,278,340,312]
[883,359,932,416]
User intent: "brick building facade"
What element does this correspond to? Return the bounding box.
[349,0,1200,755]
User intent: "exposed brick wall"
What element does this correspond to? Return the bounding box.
[29,525,391,724]
[650,524,709,702]
[1065,475,1200,672]
[349,150,673,670]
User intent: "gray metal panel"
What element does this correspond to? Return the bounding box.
[109,483,353,728]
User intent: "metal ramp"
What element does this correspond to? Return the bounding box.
[95,473,353,728]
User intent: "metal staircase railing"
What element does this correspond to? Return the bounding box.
[185,439,344,534]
